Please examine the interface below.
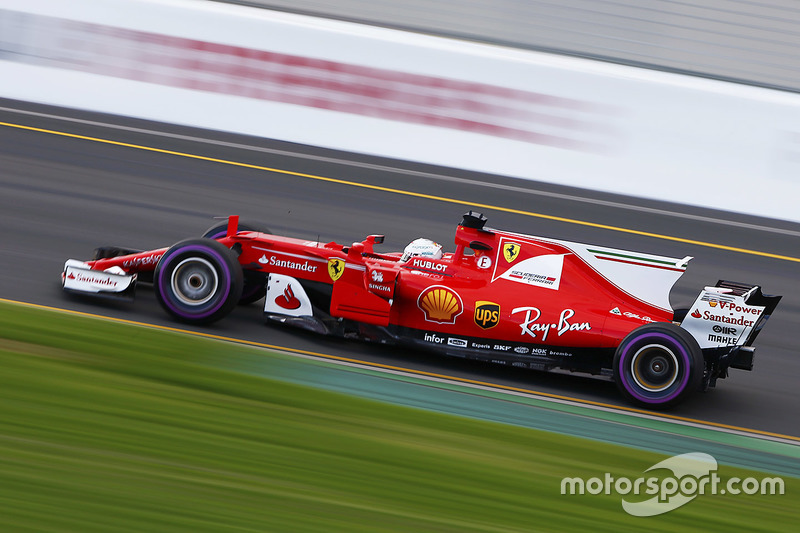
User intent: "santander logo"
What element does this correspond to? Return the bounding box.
[275,284,301,310]
[68,271,118,287]
[691,309,702,318]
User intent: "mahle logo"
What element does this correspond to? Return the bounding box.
[474,301,500,329]
[561,452,784,516]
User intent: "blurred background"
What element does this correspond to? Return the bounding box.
[6,0,800,220]
[231,0,800,92]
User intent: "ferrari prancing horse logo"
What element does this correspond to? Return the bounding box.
[503,242,521,263]
[328,258,345,281]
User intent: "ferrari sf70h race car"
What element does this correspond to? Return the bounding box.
[62,212,781,408]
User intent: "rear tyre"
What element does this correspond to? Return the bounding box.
[202,221,270,305]
[154,239,243,324]
[613,322,704,409]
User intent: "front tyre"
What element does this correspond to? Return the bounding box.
[202,221,271,305]
[154,239,243,324]
[613,322,704,409]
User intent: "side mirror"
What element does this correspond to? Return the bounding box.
[363,235,385,254]
[469,240,492,252]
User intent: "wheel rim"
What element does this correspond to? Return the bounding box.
[630,344,679,393]
[170,257,219,306]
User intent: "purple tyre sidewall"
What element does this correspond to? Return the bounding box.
[157,244,233,320]
[617,331,692,404]
[206,229,262,301]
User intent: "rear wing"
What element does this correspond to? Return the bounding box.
[679,280,781,349]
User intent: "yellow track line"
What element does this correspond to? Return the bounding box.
[3,120,799,263]
[4,297,799,444]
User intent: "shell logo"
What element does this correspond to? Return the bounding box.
[417,286,463,324]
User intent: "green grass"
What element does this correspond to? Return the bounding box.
[0,301,796,532]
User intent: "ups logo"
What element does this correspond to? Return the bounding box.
[474,301,500,329]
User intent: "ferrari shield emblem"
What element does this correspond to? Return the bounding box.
[328,258,345,281]
[503,242,521,263]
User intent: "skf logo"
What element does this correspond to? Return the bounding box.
[418,286,463,324]
[328,258,345,281]
[503,242,521,263]
[474,301,500,329]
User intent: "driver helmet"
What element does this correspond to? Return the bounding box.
[401,238,443,262]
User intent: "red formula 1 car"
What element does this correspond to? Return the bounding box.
[62,212,780,408]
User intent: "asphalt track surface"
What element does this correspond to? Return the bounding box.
[2,98,799,439]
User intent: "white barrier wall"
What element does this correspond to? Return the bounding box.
[2,0,800,222]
